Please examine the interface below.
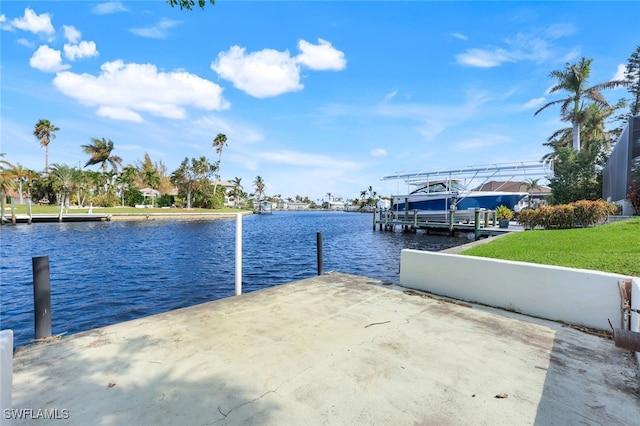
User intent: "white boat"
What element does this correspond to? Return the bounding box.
[253,200,273,214]
[383,162,551,221]
[391,180,527,221]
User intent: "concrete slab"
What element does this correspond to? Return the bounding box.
[9,273,640,425]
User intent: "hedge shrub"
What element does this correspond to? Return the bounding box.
[517,200,617,229]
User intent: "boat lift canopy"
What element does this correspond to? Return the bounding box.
[382,161,552,189]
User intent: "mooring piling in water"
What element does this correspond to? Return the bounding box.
[235,213,242,296]
[316,231,323,276]
[32,256,52,340]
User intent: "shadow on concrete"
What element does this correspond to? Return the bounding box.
[11,326,278,424]
[533,327,640,425]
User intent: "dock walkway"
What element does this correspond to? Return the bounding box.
[10,273,640,425]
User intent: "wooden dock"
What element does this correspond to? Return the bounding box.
[373,208,522,239]
[1,213,110,224]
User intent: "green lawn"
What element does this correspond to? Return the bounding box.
[461,217,640,276]
[4,205,246,215]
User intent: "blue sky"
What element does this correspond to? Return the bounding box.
[1,1,638,201]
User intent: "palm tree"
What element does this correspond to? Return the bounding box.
[117,165,139,206]
[143,169,161,208]
[253,175,265,200]
[0,154,15,222]
[229,176,243,208]
[541,102,621,164]
[10,164,38,204]
[212,133,228,198]
[33,119,60,174]
[81,138,122,173]
[81,138,123,192]
[534,57,626,152]
[48,164,79,221]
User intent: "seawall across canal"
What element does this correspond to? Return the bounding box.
[9,272,639,425]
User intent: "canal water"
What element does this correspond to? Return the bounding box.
[0,211,466,347]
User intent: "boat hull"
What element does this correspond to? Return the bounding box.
[391,191,526,217]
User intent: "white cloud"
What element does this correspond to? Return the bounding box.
[370,148,387,157]
[521,97,545,110]
[212,39,346,98]
[383,89,398,102]
[29,45,70,73]
[212,46,302,98]
[612,64,626,81]
[130,18,181,39]
[17,38,35,48]
[92,2,128,15]
[452,32,468,41]
[11,8,54,35]
[295,38,346,71]
[52,60,229,122]
[63,25,81,43]
[456,26,571,68]
[96,106,143,122]
[64,40,99,60]
[456,48,513,68]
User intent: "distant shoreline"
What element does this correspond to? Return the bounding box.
[108,211,252,221]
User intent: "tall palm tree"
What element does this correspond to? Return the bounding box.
[33,119,60,174]
[541,102,621,164]
[81,138,123,192]
[535,57,626,152]
[253,175,265,200]
[212,133,228,198]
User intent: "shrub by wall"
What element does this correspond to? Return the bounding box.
[517,200,617,229]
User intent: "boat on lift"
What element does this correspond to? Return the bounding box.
[383,162,551,221]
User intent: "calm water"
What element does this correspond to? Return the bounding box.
[0,211,465,347]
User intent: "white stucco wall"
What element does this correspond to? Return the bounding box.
[0,330,12,425]
[400,250,633,331]
[632,278,640,363]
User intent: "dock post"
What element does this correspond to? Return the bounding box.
[316,231,323,275]
[372,208,377,231]
[474,209,481,240]
[483,210,489,228]
[235,213,242,296]
[379,209,383,231]
[27,198,33,224]
[32,256,52,340]
[413,210,418,232]
[10,200,16,225]
[449,206,455,233]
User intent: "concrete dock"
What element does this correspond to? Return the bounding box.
[10,273,640,425]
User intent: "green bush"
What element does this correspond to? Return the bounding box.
[517,200,617,229]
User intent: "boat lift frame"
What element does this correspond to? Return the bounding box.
[382,161,552,188]
[381,161,553,224]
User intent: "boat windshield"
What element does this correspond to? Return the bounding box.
[409,180,464,194]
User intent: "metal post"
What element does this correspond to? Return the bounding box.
[32,256,52,340]
[316,231,323,276]
[235,213,242,296]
